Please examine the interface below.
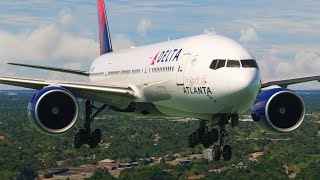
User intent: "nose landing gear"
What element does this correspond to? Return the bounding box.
[188,114,238,161]
[74,100,107,149]
[211,118,232,161]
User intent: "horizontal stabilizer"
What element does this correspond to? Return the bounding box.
[8,63,89,76]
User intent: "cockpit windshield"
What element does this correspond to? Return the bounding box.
[226,60,240,68]
[209,59,259,70]
[209,59,225,70]
[241,59,259,69]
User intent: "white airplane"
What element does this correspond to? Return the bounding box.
[1,0,320,161]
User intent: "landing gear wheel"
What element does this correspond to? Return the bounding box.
[197,126,207,139]
[74,130,86,149]
[202,135,211,148]
[74,100,108,149]
[212,145,221,161]
[90,129,102,149]
[222,145,232,161]
[74,132,82,149]
[209,129,219,143]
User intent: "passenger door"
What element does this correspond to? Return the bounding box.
[176,53,191,85]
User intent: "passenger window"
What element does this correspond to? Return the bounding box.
[216,60,226,69]
[227,60,240,68]
[209,60,218,70]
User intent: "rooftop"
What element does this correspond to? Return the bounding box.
[187,175,206,180]
[99,159,115,163]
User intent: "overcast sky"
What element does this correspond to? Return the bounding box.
[0,0,319,89]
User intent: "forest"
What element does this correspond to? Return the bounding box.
[0,90,319,179]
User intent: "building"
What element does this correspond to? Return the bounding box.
[110,169,121,177]
[99,162,120,170]
[98,159,120,170]
[202,148,213,161]
[138,158,153,164]
[179,160,192,165]
[236,161,245,169]
[120,163,132,168]
[99,159,115,164]
[131,162,139,167]
[187,175,206,180]
[249,157,258,164]
[209,167,230,174]
[173,153,182,158]
[250,152,264,159]
[77,164,97,171]
[56,160,65,166]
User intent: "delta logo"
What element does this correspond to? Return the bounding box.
[151,49,183,65]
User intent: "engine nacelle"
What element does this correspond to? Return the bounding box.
[251,88,305,134]
[28,86,79,135]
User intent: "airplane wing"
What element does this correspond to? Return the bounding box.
[8,63,89,76]
[0,76,135,106]
[261,75,320,88]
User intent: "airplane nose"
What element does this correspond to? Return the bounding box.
[228,69,261,112]
[239,70,261,92]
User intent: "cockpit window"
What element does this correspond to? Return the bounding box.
[216,60,226,69]
[226,60,240,68]
[241,59,259,69]
[209,60,218,70]
[209,59,225,70]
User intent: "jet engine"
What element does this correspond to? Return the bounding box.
[28,86,79,135]
[251,88,305,134]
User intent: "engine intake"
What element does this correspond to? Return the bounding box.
[251,88,305,134]
[28,86,79,134]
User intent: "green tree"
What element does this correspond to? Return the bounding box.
[120,165,173,180]
[89,168,114,180]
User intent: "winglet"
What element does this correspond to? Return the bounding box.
[97,0,113,55]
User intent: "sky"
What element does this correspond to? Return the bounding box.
[0,0,319,89]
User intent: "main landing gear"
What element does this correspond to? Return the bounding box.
[74,100,107,149]
[188,114,239,161]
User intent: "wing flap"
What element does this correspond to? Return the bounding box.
[8,63,89,76]
[261,75,320,88]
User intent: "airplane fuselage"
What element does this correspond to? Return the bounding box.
[89,34,261,120]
